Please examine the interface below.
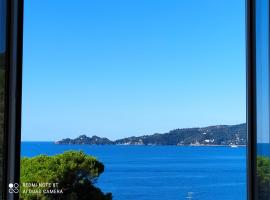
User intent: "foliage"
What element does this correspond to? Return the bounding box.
[20,151,112,200]
[114,124,246,145]
[58,124,247,146]
[257,156,270,200]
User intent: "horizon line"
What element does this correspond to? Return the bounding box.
[21,122,246,142]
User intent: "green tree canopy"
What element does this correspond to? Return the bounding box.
[257,156,270,200]
[20,151,112,200]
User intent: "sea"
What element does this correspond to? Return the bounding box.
[21,142,247,200]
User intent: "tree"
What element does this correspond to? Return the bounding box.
[257,156,270,200]
[20,151,112,200]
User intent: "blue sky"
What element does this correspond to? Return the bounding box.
[22,0,246,141]
[256,0,270,144]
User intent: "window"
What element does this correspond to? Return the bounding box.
[255,0,270,199]
[20,1,246,200]
[3,0,270,199]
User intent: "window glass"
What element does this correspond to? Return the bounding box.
[21,1,246,199]
[256,0,270,199]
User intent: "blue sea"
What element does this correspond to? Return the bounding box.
[21,142,247,200]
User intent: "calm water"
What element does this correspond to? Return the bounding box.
[258,143,270,157]
[21,142,246,200]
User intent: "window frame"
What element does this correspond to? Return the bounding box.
[246,0,270,199]
[3,0,23,199]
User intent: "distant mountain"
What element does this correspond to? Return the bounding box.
[56,123,246,146]
[55,135,113,145]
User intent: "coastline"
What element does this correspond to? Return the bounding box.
[26,141,246,147]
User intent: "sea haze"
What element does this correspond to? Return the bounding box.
[21,142,247,200]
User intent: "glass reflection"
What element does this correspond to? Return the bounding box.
[256,0,270,199]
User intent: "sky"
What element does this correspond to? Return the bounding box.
[256,0,270,144]
[22,0,246,141]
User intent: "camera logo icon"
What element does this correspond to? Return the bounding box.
[9,183,19,194]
